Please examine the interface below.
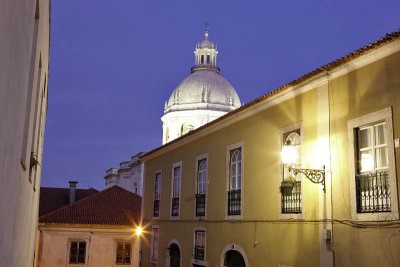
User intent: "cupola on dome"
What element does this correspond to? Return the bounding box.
[161,25,241,144]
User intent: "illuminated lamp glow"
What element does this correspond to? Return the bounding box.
[281,140,298,165]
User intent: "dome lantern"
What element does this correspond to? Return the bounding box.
[191,24,220,74]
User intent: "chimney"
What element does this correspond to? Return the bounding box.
[69,181,78,204]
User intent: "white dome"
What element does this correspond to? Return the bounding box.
[165,70,241,113]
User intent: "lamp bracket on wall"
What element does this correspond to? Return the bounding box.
[289,165,326,193]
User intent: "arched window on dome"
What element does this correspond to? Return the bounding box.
[201,55,204,64]
[181,123,194,136]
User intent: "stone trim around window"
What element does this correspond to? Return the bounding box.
[194,154,208,220]
[347,107,399,221]
[150,225,159,264]
[114,240,132,265]
[277,122,305,220]
[170,162,182,220]
[67,239,88,266]
[152,169,162,220]
[191,227,208,267]
[225,141,244,220]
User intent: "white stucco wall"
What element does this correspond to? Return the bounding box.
[37,226,140,267]
[0,0,50,266]
[105,163,144,196]
[161,109,228,144]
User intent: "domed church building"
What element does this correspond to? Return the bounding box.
[162,27,241,144]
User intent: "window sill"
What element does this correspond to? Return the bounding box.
[191,258,208,266]
[352,211,399,222]
[279,213,305,220]
[225,214,243,220]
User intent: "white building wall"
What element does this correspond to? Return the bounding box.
[161,109,228,144]
[0,0,50,266]
[37,227,140,267]
[105,163,144,196]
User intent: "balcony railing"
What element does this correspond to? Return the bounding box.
[356,170,391,213]
[228,189,241,216]
[194,245,205,260]
[153,200,160,217]
[171,197,179,217]
[281,181,302,214]
[195,194,206,217]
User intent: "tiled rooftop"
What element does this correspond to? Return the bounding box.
[39,186,141,226]
[39,187,98,217]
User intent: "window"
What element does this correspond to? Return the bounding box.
[278,123,304,219]
[194,230,206,260]
[153,172,161,218]
[226,142,244,217]
[206,55,210,64]
[348,108,399,221]
[171,163,181,218]
[116,242,131,265]
[69,241,86,264]
[281,129,302,214]
[201,55,204,64]
[151,226,159,262]
[195,157,207,217]
[356,122,390,212]
[181,122,194,135]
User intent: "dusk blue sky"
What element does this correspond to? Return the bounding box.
[42,0,400,190]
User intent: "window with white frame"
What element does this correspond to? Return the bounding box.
[228,147,242,216]
[348,108,399,221]
[281,129,302,214]
[116,242,131,265]
[171,165,181,217]
[195,158,207,217]
[69,241,86,264]
[151,227,159,262]
[355,122,390,213]
[194,230,206,261]
[153,172,161,218]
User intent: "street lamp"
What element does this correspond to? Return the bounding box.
[281,140,326,193]
[135,226,142,236]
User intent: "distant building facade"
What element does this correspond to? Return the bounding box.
[105,152,144,195]
[36,185,142,267]
[140,30,400,267]
[0,0,50,266]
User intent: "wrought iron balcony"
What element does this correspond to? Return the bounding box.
[281,181,302,214]
[171,197,179,217]
[153,200,160,217]
[356,170,391,213]
[194,245,205,260]
[195,194,206,217]
[228,189,241,216]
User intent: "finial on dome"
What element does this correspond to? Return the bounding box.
[205,22,209,40]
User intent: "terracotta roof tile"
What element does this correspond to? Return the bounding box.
[39,187,98,217]
[142,29,400,158]
[39,186,141,226]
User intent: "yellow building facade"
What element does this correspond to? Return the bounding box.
[140,30,400,267]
